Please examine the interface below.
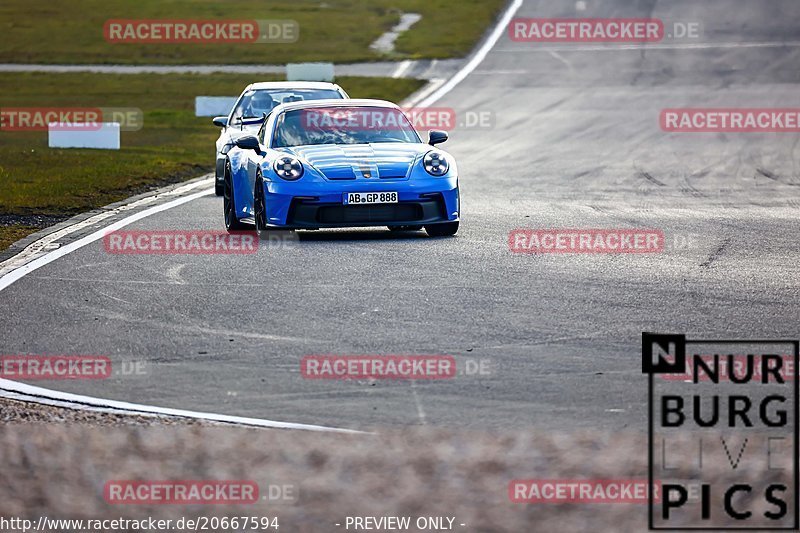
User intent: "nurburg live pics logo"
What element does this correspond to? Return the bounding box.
[642,333,799,530]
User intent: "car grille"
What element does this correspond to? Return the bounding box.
[318,204,421,223]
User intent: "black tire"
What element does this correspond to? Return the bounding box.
[425,221,459,237]
[254,173,294,238]
[388,225,423,232]
[214,179,224,197]
[254,172,269,237]
[223,162,247,231]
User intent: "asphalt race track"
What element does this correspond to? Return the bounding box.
[2,0,799,432]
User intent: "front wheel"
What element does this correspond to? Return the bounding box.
[223,162,247,231]
[214,179,224,197]
[425,221,459,237]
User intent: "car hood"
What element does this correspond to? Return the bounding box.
[278,143,430,180]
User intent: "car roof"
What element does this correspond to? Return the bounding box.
[244,81,343,92]
[270,98,401,115]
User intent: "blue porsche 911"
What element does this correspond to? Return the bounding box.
[222,99,459,237]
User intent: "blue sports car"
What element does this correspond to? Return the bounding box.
[222,99,459,237]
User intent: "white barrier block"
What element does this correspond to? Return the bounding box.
[286,62,335,82]
[195,96,238,117]
[48,123,120,150]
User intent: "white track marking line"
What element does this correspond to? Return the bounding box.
[0,379,366,433]
[415,0,524,108]
[404,78,446,108]
[420,58,439,79]
[371,14,423,54]
[0,178,213,277]
[392,59,414,78]
[0,186,213,292]
[0,212,115,273]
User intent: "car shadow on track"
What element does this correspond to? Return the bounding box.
[289,228,433,242]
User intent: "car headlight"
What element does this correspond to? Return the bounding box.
[273,156,304,180]
[423,151,449,176]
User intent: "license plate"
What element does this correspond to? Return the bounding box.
[343,192,398,205]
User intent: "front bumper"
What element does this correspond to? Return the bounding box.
[262,177,459,229]
[289,196,447,228]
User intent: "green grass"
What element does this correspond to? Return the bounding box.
[394,1,508,59]
[0,72,425,217]
[0,0,506,64]
[0,226,38,251]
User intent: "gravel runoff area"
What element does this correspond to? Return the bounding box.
[1,398,792,532]
[0,397,201,426]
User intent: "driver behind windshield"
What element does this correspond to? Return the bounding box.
[245,91,278,118]
[272,107,419,147]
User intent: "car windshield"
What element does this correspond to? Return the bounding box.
[272,107,421,147]
[237,89,342,119]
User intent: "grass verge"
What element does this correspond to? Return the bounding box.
[0,0,507,64]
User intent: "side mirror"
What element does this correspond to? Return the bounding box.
[428,130,448,146]
[212,116,228,128]
[235,135,261,152]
